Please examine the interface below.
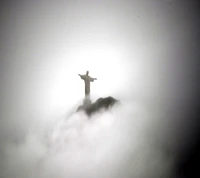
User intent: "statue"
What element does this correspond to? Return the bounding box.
[78,71,97,97]
[77,71,119,116]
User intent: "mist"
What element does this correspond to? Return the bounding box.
[1,98,175,178]
[0,0,199,178]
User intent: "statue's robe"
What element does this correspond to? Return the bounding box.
[80,75,95,96]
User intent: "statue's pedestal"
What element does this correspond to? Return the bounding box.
[83,98,92,107]
[76,98,91,112]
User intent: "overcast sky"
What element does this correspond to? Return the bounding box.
[0,1,199,178]
[1,0,197,118]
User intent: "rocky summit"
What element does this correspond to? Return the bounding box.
[76,96,120,116]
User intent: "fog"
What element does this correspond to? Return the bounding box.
[1,99,175,178]
[0,1,198,178]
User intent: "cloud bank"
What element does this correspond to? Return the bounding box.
[1,98,174,178]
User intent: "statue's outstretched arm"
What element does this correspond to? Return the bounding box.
[90,77,97,82]
[78,74,85,80]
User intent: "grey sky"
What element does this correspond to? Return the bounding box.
[0,1,199,178]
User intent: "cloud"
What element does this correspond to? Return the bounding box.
[1,99,174,178]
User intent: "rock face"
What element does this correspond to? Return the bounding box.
[77,96,120,116]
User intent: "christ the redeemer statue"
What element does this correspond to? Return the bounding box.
[78,71,97,97]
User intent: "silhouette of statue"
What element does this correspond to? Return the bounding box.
[78,71,97,97]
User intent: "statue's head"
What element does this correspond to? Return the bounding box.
[86,71,89,75]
